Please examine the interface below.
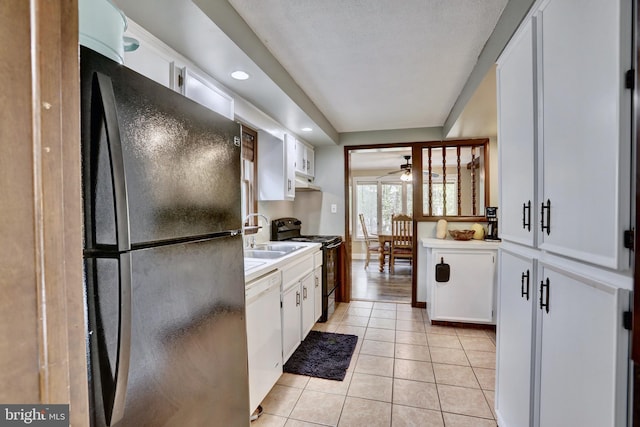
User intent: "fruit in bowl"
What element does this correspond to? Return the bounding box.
[449,230,476,241]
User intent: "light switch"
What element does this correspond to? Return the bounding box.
[330,204,337,213]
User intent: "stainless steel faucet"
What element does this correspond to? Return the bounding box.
[243,213,270,228]
[243,213,270,248]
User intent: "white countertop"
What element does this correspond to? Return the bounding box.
[244,241,322,283]
[421,237,501,250]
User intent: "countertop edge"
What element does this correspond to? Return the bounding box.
[244,242,322,283]
[421,237,501,249]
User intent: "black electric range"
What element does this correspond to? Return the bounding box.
[272,218,342,322]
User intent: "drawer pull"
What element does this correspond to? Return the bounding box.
[540,199,551,235]
[539,278,550,313]
[521,270,530,300]
[522,200,531,231]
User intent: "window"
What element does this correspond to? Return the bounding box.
[354,177,412,238]
[240,125,258,232]
[415,139,489,221]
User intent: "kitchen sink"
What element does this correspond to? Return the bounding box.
[244,250,288,259]
[253,244,304,253]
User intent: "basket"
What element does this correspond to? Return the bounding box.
[449,230,475,241]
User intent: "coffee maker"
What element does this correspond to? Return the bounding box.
[485,207,500,241]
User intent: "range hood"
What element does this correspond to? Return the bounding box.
[295,176,321,192]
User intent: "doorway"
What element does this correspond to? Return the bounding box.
[344,144,415,304]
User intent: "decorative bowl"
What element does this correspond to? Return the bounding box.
[449,230,476,241]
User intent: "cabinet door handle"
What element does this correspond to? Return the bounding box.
[539,278,550,313]
[303,286,307,299]
[296,291,300,306]
[522,200,531,231]
[288,179,292,191]
[521,270,530,300]
[540,199,551,235]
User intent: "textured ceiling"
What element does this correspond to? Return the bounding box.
[228,0,508,133]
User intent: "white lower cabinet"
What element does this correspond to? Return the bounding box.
[496,248,536,427]
[300,273,316,339]
[281,280,302,363]
[537,266,629,427]
[280,252,318,363]
[496,245,631,427]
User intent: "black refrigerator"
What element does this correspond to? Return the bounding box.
[81,46,250,427]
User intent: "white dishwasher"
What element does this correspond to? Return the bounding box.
[245,269,282,414]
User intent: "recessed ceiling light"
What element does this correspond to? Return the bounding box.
[301,127,313,132]
[231,70,250,80]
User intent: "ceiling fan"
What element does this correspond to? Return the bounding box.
[377,155,439,181]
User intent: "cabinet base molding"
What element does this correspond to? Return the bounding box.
[430,320,496,331]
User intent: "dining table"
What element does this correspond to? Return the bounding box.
[376,233,393,272]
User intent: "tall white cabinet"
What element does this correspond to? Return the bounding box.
[536,0,632,270]
[495,0,633,426]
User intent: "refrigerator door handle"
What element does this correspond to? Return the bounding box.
[109,252,132,426]
[93,72,131,251]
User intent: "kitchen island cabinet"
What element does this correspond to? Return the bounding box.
[422,238,500,325]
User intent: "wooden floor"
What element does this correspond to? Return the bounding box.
[350,259,411,303]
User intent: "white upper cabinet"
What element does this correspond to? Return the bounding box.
[123,20,234,120]
[284,134,297,198]
[497,0,632,271]
[537,0,632,269]
[178,67,234,120]
[123,22,174,88]
[258,131,296,201]
[295,139,315,178]
[497,19,536,247]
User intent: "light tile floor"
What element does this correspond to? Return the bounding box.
[251,301,497,427]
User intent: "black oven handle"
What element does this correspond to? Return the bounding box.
[325,242,342,250]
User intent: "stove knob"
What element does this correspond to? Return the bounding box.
[294,220,302,225]
[277,221,285,227]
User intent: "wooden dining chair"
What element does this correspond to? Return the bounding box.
[390,214,413,274]
[359,213,387,269]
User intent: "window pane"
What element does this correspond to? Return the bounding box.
[356,183,378,237]
[406,183,413,216]
[381,183,402,233]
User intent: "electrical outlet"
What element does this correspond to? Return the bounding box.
[331,204,337,213]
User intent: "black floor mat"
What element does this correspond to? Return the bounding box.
[283,331,358,381]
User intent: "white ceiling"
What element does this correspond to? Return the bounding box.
[113,0,508,145]
[228,0,507,134]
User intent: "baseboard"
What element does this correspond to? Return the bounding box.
[430,320,496,331]
[414,301,426,309]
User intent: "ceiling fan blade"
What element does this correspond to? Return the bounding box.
[375,170,403,179]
